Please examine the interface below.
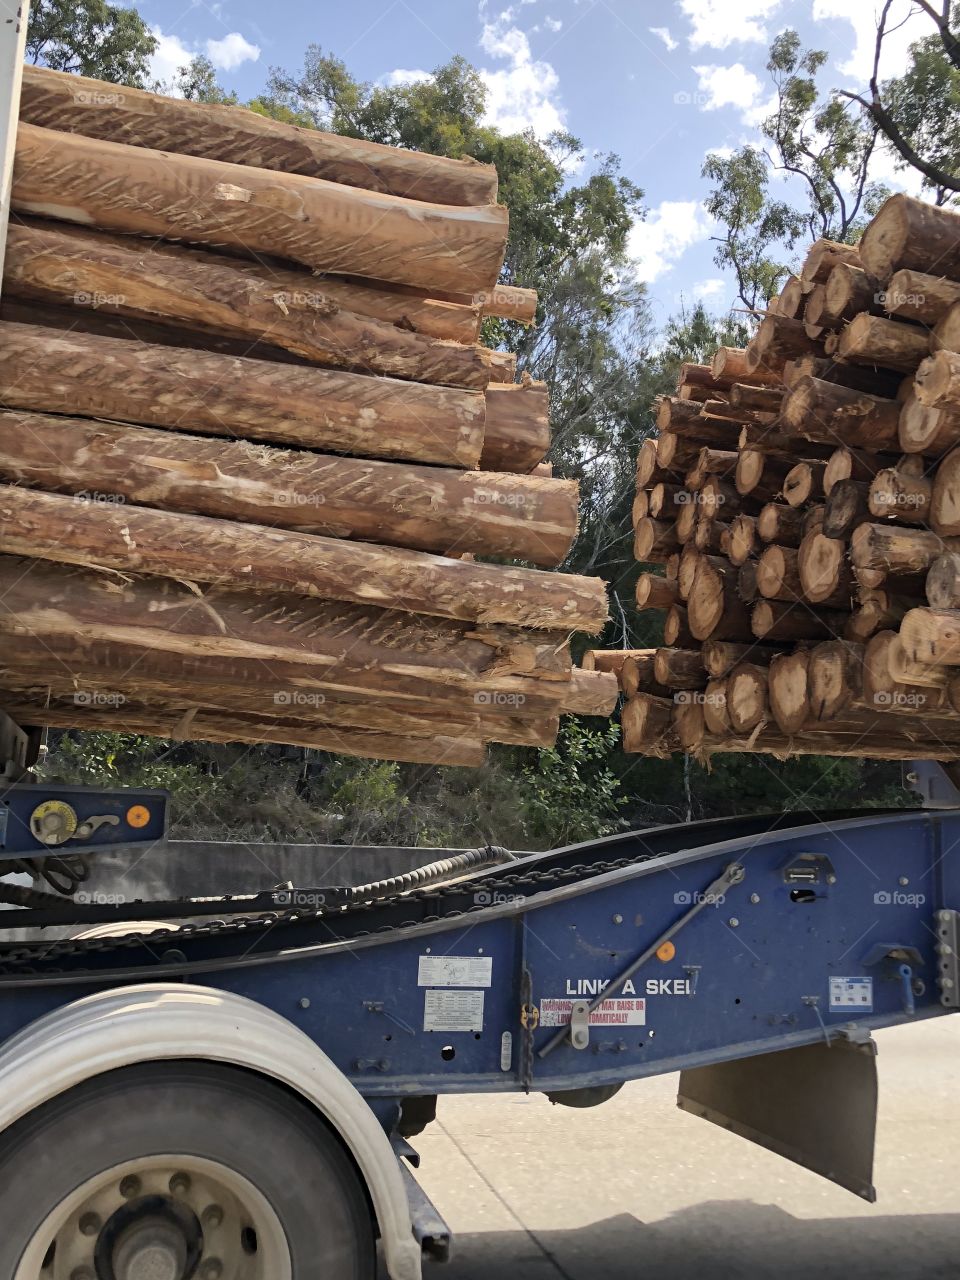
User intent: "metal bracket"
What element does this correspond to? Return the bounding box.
[936,909,959,1008]
[781,851,837,887]
[569,1000,590,1051]
[538,860,745,1058]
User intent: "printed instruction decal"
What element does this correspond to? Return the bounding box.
[540,996,646,1027]
[418,955,493,988]
[423,989,484,1033]
[829,976,873,1011]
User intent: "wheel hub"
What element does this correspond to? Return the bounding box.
[111,1215,189,1280]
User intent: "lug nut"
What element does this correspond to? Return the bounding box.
[78,1211,101,1236]
[202,1204,224,1229]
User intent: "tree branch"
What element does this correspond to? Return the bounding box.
[839,89,960,190]
[911,0,960,71]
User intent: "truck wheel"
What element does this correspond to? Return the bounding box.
[0,1060,375,1280]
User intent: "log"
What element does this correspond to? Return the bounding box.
[736,449,790,501]
[823,479,871,539]
[633,491,650,524]
[784,355,902,399]
[900,608,960,666]
[753,315,821,360]
[801,238,861,286]
[634,517,679,565]
[0,321,485,468]
[862,631,944,714]
[19,65,499,207]
[756,545,803,602]
[768,650,812,734]
[859,194,960,282]
[635,573,680,610]
[675,497,699,545]
[13,123,508,295]
[702,641,781,677]
[636,439,662,488]
[560,670,621,716]
[752,600,848,642]
[693,519,729,555]
[664,605,696,647]
[931,299,960,355]
[698,730,960,761]
[688,558,753,640]
[481,382,551,474]
[711,346,783,386]
[737,559,759,604]
[914,350,960,409]
[673,696,706,751]
[882,268,960,325]
[756,503,806,547]
[823,263,880,324]
[781,376,900,450]
[648,482,686,519]
[802,283,830,331]
[621,694,676,755]
[807,641,863,720]
[620,656,673,701]
[729,384,784,413]
[797,532,854,606]
[926,552,960,608]
[898,388,960,455]
[656,433,701,471]
[653,648,707,690]
[0,411,577,566]
[2,221,502,389]
[888,633,950,688]
[823,447,900,494]
[783,460,826,507]
[0,486,609,631]
[726,663,770,733]
[778,276,804,317]
[581,649,651,676]
[850,523,960,575]
[677,547,707,600]
[870,467,932,526]
[835,313,930,373]
[700,475,740,520]
[702,678,732,736]
[688,447,738,489]
[728,515,758,566]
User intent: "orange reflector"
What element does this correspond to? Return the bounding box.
[656,941,676,963]
[126,804,151,829]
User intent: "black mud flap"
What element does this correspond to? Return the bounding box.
[677,1037,878,1201]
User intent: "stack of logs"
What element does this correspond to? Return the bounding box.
[591,193,960,764]
[0,65,616,768]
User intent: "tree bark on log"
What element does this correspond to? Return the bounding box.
[781,376,901,450]
[2,221,502,389]
[481,382,551,474]
[835,313,930,373]
[824,447,901,494]
[737,559,759,604]
[621,694,676,755]
[13,123,508,295]
[807,641,863,720]
[926,552,960,607]
[801,238,861,286]
[850,522,960,575]
[729,384,784,413]
[664,605,696,647]
[702,640,781,677]
[0,410,577,566]
[0,321,486,468]
[635,573,680,610]
[0,486,609,631]
[859,194,960,282]
[883,268,960,325]
[757,503,806,546]
[19,65,500,207]
[823,479,872,539]
[784,355,902,398]
[822,263,880,324]
[752,600,848,641]
[653,648,706,690]
[711,346,783,386]
[735,449,791,501]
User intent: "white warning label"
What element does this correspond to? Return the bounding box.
[418,955,492,988]
[829,976,873,1011]
[540,997,646,1028]
[423,989,484,1032]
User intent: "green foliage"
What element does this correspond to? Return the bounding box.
[26,0,158,85]
[518,719,625,846]
[880,31,960,203]
[161,55,238,104]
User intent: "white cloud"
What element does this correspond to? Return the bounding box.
[479,10,566,136]
[814,0,924,84]
[149,28,194,85]
[649,26,678,52]
[628,200,715,283]
[205,32,261,71]
[544,15,563,31]
[692,276,727,300]
[379,68,433,88]
[679,0,784,50]
[693,62,764,112]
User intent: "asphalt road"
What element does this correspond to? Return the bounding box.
[409,1017,960,1280]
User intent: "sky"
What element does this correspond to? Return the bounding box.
[136,0,934,330]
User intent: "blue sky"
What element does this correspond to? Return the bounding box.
[137,0,931,330]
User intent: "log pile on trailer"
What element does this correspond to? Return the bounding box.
[0,66,615,766]
[595,193,960,763]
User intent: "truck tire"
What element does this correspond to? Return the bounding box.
[0,1059,376,1280]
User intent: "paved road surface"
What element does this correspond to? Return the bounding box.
[409,1018,959,1280]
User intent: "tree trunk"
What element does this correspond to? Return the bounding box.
[796,532,854,607]
[783,460,826,507]
[756,503,806,547]
[859,194,960,282]
[897,390,960,455]
[883,268,960,325]
[835,313,930,372]
[13,123,508,295]
[752,599,848,641]
[768,649,812,733]
[735,449,791,500]
[653,648,706,689]
[926,551,960,607]
[785,355,902,398]
[807,640,863,720]
[0,410,576,566]
[711,346,783,386]
[0,486,609,631]
[2,220,503,389]
[648,482,686,519]
[870,467,932,526]
[481,382,551,474]
[621,693,676,755]
[664,605,696,647]
[726,663,770,733]
[0,320,486,468]
[756,545,803,602]
[824,446,901,494]
[688,558,753,640]
[823,479,872,539]
[635,573,679,610]
[728,514,758,565]
[914,350,960,410]
[822,263,880,324]
[693,518,729,554]
[728,384,784,413]
[702,640,781,677]
[850,522,960,575]
[781,376,900,450]
[656,432,702,471]
[634,517,680,564]
[801,238,861,285]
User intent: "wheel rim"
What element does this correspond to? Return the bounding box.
[15,1153,292,1280]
